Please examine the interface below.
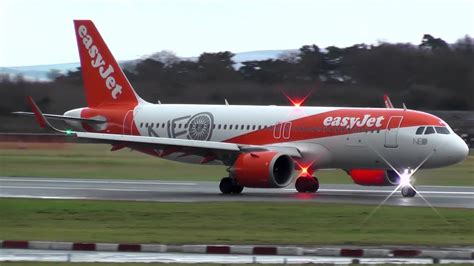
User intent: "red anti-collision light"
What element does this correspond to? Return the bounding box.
[281,90,313,108]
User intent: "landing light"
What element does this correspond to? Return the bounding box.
[399,169,411,186]
[295,160,315,177]
[301,167,308,175]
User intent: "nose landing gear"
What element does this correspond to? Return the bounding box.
[401,185,417,197]
[399,169,417,197]
[295,175,319,193]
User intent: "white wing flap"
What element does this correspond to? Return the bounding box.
[73,132,302,158]
[75,131,241,152]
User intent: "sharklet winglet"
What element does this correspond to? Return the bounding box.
[26,96,68,134]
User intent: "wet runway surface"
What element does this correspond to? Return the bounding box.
[0,177,473,208]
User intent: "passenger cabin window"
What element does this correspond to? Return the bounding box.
[435,127,450,134]
[416,127,425,135]
[424,126,435,135]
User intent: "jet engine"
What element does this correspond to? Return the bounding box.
[348,169,400,186]
[231,151,294,188]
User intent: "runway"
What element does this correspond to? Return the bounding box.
[5,249,473,264]
[0,177,473,208]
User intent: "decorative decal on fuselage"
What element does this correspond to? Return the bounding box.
[168,115,191,138]
[186,112,214,140]
[158,112,214,141]
[147,125,159,137]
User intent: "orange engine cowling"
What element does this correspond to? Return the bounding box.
[231,151,294,188]
[348,169,400,186]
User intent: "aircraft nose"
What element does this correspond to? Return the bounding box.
[447,136,469,165]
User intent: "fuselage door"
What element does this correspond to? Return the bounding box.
[384,116,403,148]
[273,122,292,140]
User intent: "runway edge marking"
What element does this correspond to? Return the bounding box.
[1,240,473,260]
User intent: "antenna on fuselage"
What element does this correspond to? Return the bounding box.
[157,100,162,104]
[402,102,407,111]
[224,99,229,106]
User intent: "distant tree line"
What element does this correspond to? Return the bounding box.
[0,34,473,132]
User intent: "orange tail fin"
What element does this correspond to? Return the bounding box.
[74,20,141,107]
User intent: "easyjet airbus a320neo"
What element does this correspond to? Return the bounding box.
[17,20,469,197]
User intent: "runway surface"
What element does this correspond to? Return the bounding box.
[2,249,472,264]
[1,177,473,208]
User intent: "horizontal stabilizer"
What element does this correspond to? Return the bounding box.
[13,111,105,124]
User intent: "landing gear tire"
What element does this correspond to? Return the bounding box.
[401,186,416,197]
[219,177,233,194]
[219,177,244,194]
[232,184,244,194]
[295,176,319,193]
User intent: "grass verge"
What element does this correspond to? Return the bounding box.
[0,199,472,246]
[0,144,473,186]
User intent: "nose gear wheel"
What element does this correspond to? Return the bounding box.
[295,176,319,193]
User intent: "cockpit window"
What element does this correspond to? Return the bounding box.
[415,127,425,135]
[435,126,450,134]
[424,126,435,135]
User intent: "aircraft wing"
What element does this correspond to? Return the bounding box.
[24,97,301,163]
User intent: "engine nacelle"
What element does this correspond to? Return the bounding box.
[231,151,294,188]
[348,169,400,186]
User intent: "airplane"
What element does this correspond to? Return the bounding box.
[15,20,469,197]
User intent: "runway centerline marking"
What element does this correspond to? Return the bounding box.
[0,186,169,192]
[0,178,197,186]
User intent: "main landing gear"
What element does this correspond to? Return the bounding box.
[401,185,417,197]
[219,177,244,194]
[295,175,319,193]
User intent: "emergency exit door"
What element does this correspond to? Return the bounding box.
[384,116,403,148]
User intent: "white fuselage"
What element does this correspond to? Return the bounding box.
[123,103,468,171]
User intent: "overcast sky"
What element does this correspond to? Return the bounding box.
[0,0,472,66]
